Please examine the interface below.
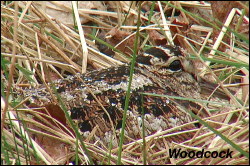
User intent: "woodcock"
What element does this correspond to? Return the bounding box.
[17,45,232,147]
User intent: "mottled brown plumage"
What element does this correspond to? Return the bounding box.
[17,46,230,147]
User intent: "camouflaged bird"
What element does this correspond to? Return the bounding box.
[17,45,230,147]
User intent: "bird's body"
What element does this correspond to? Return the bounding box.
[18,46,230,146]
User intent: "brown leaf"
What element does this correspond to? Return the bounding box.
[27,103,73,164]
[96,28,135,56]
[209,1,248,25]
[27,103,72,134]
[170,18,189,48]
[208,1,249,51]
[36,134,70,164]
[147,30,167,46]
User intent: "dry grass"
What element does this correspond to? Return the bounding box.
[1,1,249,165]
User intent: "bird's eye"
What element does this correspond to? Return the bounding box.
[168,60,182,71]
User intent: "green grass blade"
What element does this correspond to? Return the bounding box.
[117,2,142,164]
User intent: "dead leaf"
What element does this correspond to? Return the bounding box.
[96,28,135,56]
[147,30,167,46]
[208,1,249,51]
[26,103,73,164]
[32,1,106,25]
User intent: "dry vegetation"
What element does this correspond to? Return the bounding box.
[1,1,249,165]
